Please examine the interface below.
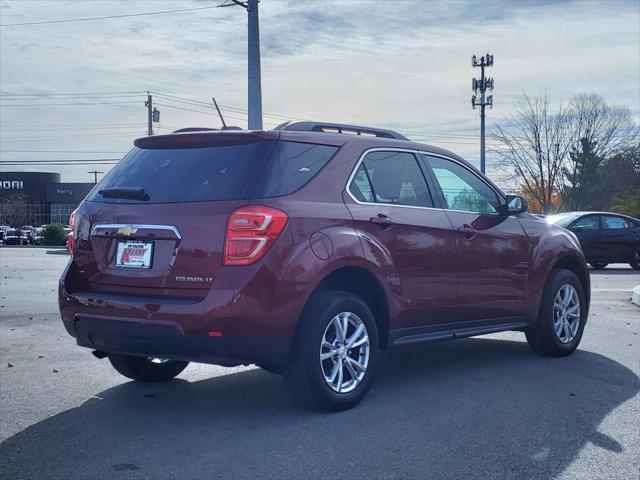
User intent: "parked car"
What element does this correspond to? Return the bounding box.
[547,212,640,269]
[59,122,590,411]
[0,225,10,244]
[3,229,22,245]
[30,227,44,245]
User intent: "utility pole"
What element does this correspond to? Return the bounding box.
[87,170,103,183]
[145,92,153,136]
[247,0,262,130]
[221,0,263,130]
[471,53,494,174]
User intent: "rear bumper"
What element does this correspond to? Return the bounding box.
[69,317,289,370]
[59,261,295,372]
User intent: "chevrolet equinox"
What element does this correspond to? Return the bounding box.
[59,121,590,411]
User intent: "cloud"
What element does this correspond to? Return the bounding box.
[0,0,638,182]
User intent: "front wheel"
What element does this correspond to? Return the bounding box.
[630,248,640,270]
[284,291,379,411]
[526,269,587,357]
[108,354,189,382]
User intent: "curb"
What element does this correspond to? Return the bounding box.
[633,286,640,307]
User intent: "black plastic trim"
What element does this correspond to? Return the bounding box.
[389,318,529,347]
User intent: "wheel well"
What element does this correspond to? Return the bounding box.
[553,256,590,303]
[311,267,390,348]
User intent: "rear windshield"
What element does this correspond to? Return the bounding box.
[87,140,338,204]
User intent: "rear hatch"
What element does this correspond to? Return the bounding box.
[72,131,339,299]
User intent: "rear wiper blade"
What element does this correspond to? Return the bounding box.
[98,187,150,201]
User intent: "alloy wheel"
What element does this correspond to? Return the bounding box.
[320,312,370,394]
[553,284,581,344]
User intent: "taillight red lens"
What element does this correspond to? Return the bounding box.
[68,208,78,257]
[69,209,78,233]
[223,206,288,266]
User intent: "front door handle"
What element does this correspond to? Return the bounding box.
[369,214,394,230]
[458,224,477,239]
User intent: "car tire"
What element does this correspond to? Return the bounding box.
[589,262,608,269]
[108,354,189,382]
[630,248,640,270]
[284,290,379,411]
[525,269,587,357]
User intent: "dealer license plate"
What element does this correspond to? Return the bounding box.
[116,241,154,269]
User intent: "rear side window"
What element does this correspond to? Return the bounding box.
[601,215,632,229]
[87,141,337,203]
[350,165,374,202]
[352,151,433,207]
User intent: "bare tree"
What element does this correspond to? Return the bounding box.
[562,94,638,210]
[491,92,572,214]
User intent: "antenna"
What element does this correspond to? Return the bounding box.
[211,97,228,129]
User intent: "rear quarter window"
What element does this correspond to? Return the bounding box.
[252,142,338,198]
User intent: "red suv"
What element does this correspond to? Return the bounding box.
[59,121,590,411]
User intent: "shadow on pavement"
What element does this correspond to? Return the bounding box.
[1,338,637,479]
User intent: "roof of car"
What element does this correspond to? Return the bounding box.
[552,211,640,221]
[134,127,503,195]
[137,127,468,165]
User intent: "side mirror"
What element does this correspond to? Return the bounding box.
[500,195,527,216]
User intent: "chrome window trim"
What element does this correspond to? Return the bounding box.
[344,147,442,212]
[344,147,505,215]
[91,224,182,239]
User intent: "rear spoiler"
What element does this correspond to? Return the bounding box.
[134,130,279,149]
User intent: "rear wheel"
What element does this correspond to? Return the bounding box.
[526,269,587,357]
[284,291,379,411]
[108,354,189,382]
[589,262,608,270]
[630,249,640,270]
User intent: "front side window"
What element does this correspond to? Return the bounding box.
[571,216,599,230]
[601,215,631,230]
[357,151,433,207]
[423,155,501,214]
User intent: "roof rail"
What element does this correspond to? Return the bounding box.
[274,121,409,141]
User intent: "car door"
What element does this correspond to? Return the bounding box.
[344,149,459,330]
[567,215,603,260]
[420,154,530,322]
[600,215,639,261]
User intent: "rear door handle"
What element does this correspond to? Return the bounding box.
[369,214,394,230]
[458,224,477,239]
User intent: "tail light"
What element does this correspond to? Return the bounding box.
[223,206,288,266]
[68,208,78,257]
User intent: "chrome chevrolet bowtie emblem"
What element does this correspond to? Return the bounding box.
[117,226,138,236]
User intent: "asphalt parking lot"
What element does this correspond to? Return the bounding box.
[0,247,638,480]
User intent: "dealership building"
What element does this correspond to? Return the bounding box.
[0,172,95,226]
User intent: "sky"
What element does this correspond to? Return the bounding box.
[1,0,639,184]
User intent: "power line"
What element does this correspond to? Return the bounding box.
[0,101,140,107]
[0,5,221,27]
[0,160,120,165]
[0,91,145,97]
[0,149,125,154]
